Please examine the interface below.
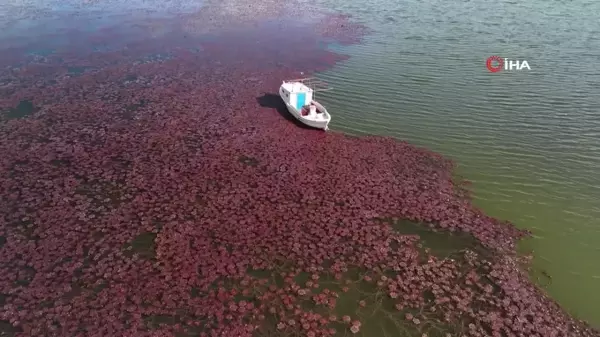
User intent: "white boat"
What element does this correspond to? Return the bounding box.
[279,77,332,131]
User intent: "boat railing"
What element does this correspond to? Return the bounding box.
[284,77,333,93]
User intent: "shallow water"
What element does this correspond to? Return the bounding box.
[310,0,600,326]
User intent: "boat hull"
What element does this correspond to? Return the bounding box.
[284,102,330,130]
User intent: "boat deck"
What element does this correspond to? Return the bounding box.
[300,102,327,119]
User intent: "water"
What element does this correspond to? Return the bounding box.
[311,0,600,327]
[1,0,599,329]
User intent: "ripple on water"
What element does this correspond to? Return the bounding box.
[311,0,600,326]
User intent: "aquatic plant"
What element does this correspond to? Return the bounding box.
[0,0,597,336]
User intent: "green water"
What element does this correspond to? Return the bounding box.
[311,0,600,327]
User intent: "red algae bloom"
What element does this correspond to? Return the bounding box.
[0,8,596,337]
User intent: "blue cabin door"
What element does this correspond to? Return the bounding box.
[296,92,306,111]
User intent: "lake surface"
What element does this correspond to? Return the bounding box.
[1,0,599,329]
[311,0,600,326]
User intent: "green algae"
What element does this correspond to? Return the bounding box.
[247,266,459,337]
[243,220,498,337]
[67,66,91,75]
[387,219,492,260]
[6,219,38,241]
[121,99,148,120]
[0,320,22,337]
[125,99,147,112]
[3,100,37,120]
[123,232,157,260]
[134,220,500,336]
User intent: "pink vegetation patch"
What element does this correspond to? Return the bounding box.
[0,1,598,337]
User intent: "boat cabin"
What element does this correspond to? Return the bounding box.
[280,82,314,112]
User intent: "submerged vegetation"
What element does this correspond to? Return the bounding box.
[2,100,37,120]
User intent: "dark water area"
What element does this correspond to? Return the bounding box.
[0,0,598,336]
